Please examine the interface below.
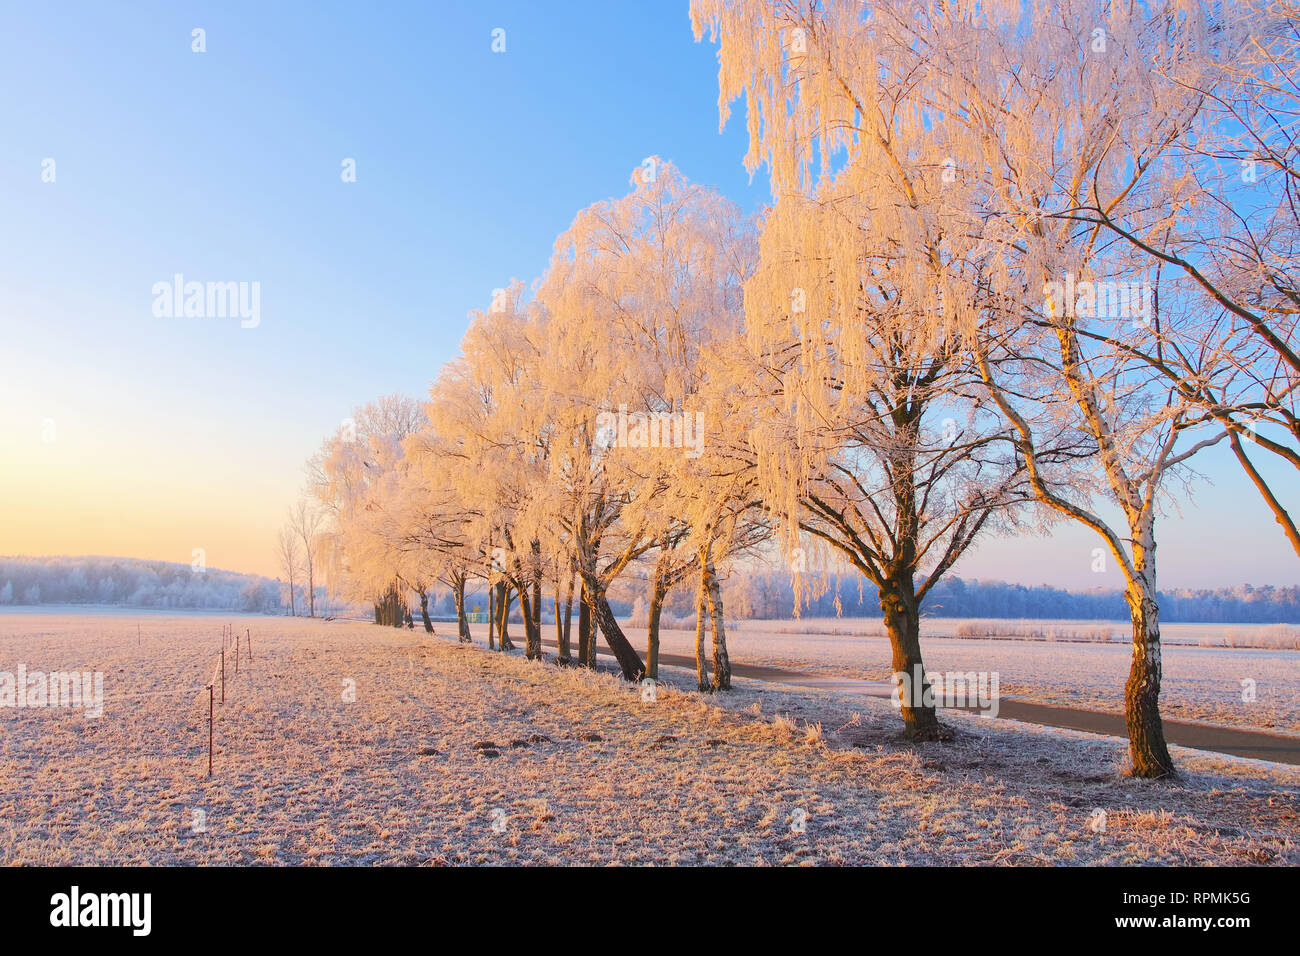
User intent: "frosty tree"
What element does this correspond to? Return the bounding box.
[835,0,1237,775]
[1060,0,1300,557]
[524,160,759,680]
[308,393,427,621]
[692,0,1032,735]
[288,0,1296,780]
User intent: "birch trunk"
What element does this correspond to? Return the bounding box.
[418,589,434,633]
[560,572,574,662]
[454,578,472,643]
[694,560,710,692]
[525,542,543,660]
[704,563,731,690]
[1124,519,1174,777]
[519,578,542,660]
[577,581,593,667]
[495,581,515,651]
[554,587,570,663]
[646,574,667,680]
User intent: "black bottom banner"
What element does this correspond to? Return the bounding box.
[0,864,1278,943]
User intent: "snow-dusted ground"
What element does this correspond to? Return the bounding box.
[0,612,1297,865]
[634,618,1300,735]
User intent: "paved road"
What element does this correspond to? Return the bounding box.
[507,635,1300,766]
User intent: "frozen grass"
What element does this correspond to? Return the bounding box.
[732,615,1299,647]
[638,619,1300,736]
[950,619,1300,649]
[0,612,1297,865]
[1213,624,1300,650]
[953,621,1117,642]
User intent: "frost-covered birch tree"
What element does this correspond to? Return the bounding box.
[1059,0,1300,556]
[529,160,756,680]
[873,0,1234,774]
[692,0,1030,736]
[308,394,426,618]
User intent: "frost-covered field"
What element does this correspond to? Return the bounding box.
[638,618,1300,735]
[0,612,1297,865]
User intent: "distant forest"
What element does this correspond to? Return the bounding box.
[2,556,1297,625]
[0,556,284,613]
[712,571,1300,625]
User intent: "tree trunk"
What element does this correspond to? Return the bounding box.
[496,582,515,651]
[527,544,543,660]
[646,575,667,681]
[588,605,600,668]
[487,583,496,650]
[521,578,542,661]
[587,585,644,681]
[454,578,472,643]
[694,572,710,692]
[419,589,434,633]
[1124,530,1174,777]
[704,563,731,691]
[559,572,574,663]
[577,582,593,668]
[555,586,571,663]
[880,574,944,740]
[376,582,403,627]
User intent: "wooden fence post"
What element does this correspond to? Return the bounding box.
[207,684,214,776]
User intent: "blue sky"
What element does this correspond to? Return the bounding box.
[0,0,1296,589]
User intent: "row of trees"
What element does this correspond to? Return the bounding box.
[10,552,1289,623]
[307,162,762,691]
[306,0,1298,778]
[686,0,1300,777]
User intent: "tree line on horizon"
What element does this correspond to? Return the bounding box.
[720,572,1300,626]
[0,556,284,613]
[3,556,1297,631]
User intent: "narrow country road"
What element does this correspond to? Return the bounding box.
[473,631,1300,766]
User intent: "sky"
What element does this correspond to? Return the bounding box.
[0,0,1297,591]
